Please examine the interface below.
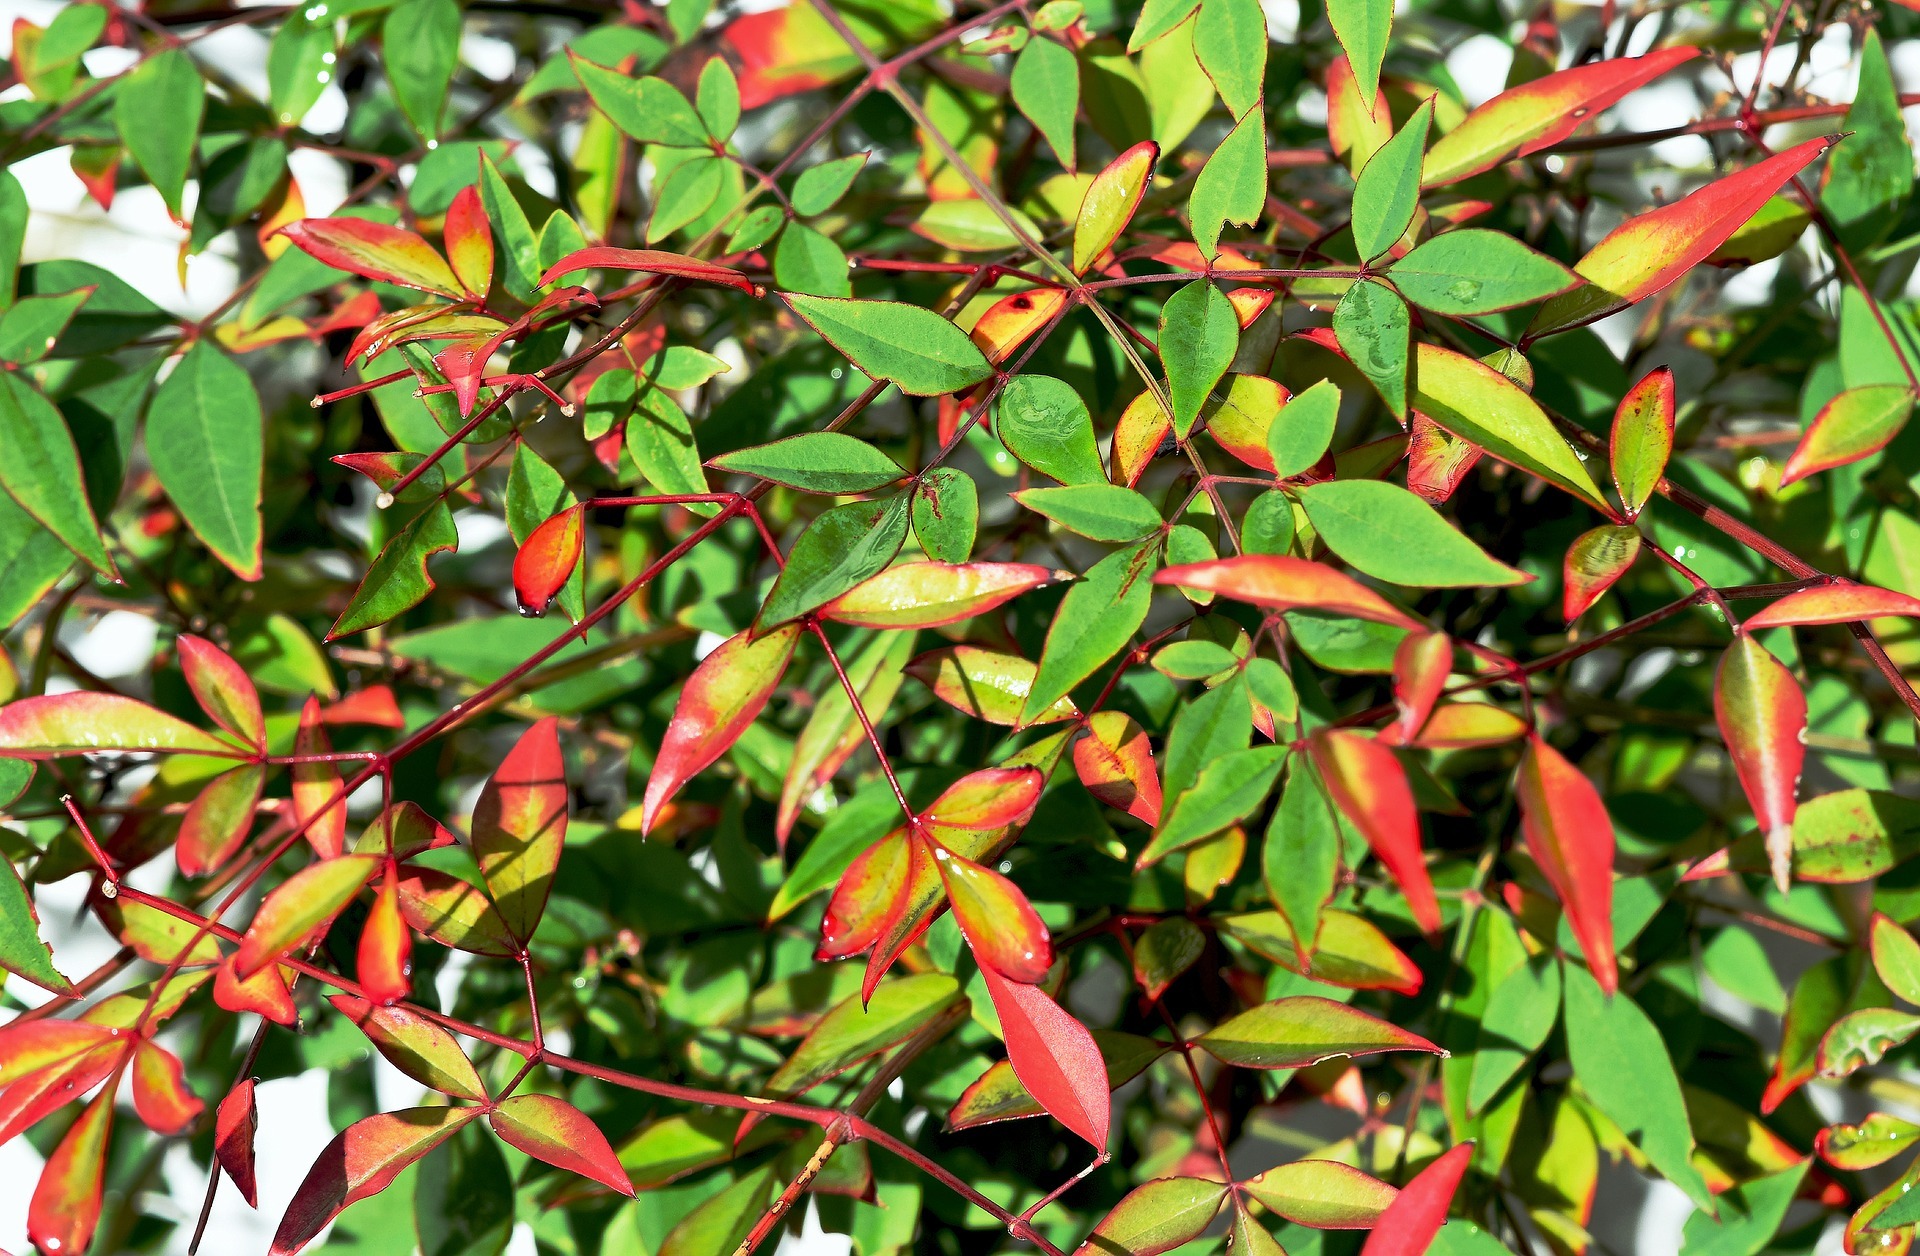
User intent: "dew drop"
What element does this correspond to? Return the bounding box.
[101,882,118,899]
[375,492,395,510]
[517,600,547,618]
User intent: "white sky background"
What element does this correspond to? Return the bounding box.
[0,0,1912,1251]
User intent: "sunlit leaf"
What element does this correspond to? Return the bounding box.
[1356,1142,1472,1256]
[271,1107,481,1255]
[1197,996,1441,1069]
[490,1094,633,1195]
[978,964,1110,1149]
[643,626,799,833]
[236,853,379,977]
[1715,633,1807,893]
[471,716,569,943]
[1308,729,1439,936]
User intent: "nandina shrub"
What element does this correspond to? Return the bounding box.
[9,0,1920,1253]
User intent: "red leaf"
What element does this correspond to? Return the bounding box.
[0,1020,117,1088]
[513,504,586,618]
[936,845,1052,983]
[1515,734,1617,995]
[471,717,569,945]
[443,184,493,298]
[641,625,801,834]
[322,685,406,728]
[1156,556,1424,630]
[1715,633,1807,892]
[1561,525,1641,622]
[131,1040,203,1134]
[216,1078,260,1208]
[177,634,266,751]
[292,696,347,859]
[1387,632,1450,744]
[1073,711,1163,825]
[978,965,1110,1151]
[488,1094,635,1196]
[538,246,758,295]
[1405,413,1482,504]
[0,1043,123,1145]
[820,562,1058,629]
[1308,730,1440,936]
[276,218,464,297]
[357,864,413,1005]
[1745,581,1920,629]
[818,829,911,961]
[1357,1142,1474,1256]
[28,1089,113,1256]
[271,1107,480,1255]
[859,836,943,1003]
[215,953,297,1026]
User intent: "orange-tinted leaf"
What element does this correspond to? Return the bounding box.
[906,645,1079,725]
[1073,711,1163,826]
[1562,524,1641,622]
[1241,1160,1397,1228]
[0,691,246,759]
[27,1089,113,1256]
[352,801,458,860]
[1308,730,1439,935]
[1531,136,1836,335]
[539,245,757,294]
[322,685,406,728]
[1404,412,1482,504]
[357,864,413,1005]
[642,625,800,833]
[328,995,487,1101]
[1746,581,1920,629]
[0,1043,122,1145]
[1388,632,1450,744]
[443,184,493,298]
[1203,375,1288,473]
[472,717,568,944]
[1715,633,1807,892]
[215,953,297,1026]
[396,868,519,957]
[292,696,347,860]
[490,1094,634,1196]
[1515,734,1617,994]
[1409,703,1529,750]
[271,1107,481,1255]
[937,847,1051,983]
[177,762,265,878]
[969,288,1067,363]
[0,1021,117,1088]
[978,964,1109,1150]
[1356,1141,1473,1256]
[236,853,380,977]
[1327,54,1390,172]
[1157,555,1422,629]
[922,766,1047,836]
[216,1078,259,1208]
[277,218,463,297]
[1422,47,1699,186]
[1197,995,1443,1069]
[1610,366,1674,519]
[860,835,942,1001]
[1111,390,1171,488]
[821,562,1058,629]
[1074,141,1157,274]
[1780,383,1915,485]
[131,1040,202,1134]
[1223,908,1423,995]
[178,634,266,751]
[818,829,911,961]
[514,504,586,618]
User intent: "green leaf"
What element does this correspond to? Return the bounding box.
[658,1166,776,1256]
[113,48,204,221]
[571,59,709,146]
[1700,925,1787,1015]
[784,294,992,397]
[1388,229,1580,315]
[0,854,71,994]
[1562,962,1715,1210]
[383,0,461,139]
[791,153,868,217]
[1012,36,1079,170]
[912,468,978,562]
[1160,280,1238,437]
[649,155,725,243]
[1411,343,1610,512]
[1190,109,1265,260]
[710,433,903,494]
[766,974,963,1096]
[1128,0,1202,51]
[0,492,70,631]
[1022,539,1157,723]
[757,494,911,628]
[1196,995,1440,1068]
[696,56,740,139]
[1351,98,1430,262]
[1267,379,1339,478]
[0,170,25,309]
[1143,744,1285,864]
[148,340,265,581]
[1296,479,1527,587]
[1822,28,1911,252]
[1162,674,1251,808]
[1327,0,1391,101]
[267,7,336,126]
[1333,279,1410,418]
[773,221,852,297]
[0,373,113,577]
[1016,484,1161,543]
[627,388,710,505]
[1262,756,1343,956]
[1466,955,1559,1113]
[1678,1161,1806,1256]
[329,502,459,640]
[996,375,1106,485]
[727,205,786,254]
[479,151,543,303]
[414,1120,514,1256]
[0,289,92,365]
[1079,1178,1227,1256]
[1193,0,1265,119]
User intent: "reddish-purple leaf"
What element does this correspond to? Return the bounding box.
[1515,734,1617,995]
[1357,1142,1473,1256]
[1308,730,1440,936]
[1715,632,1806,892]
[488,1094,635,1196]
[271,1107,481,1255]
[471,717,569,944]
[216,1078,260,1208]
[818,828,911,962]
[443,184,493,298]
[937,847,1052,983]
[539,246,758,294]
[978,965,1110,1151]
[27,1089,113,1256]
[357,864,413,1005]
[642,625,800,834]
[0,692,246,759]
[513,504,586,618]
[1744,581,1920,629]
[922,765,1047,836]
[292,696,348,860]
[177,634,266,752]
[276,218,464,297]
[131,1040,203,1134]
